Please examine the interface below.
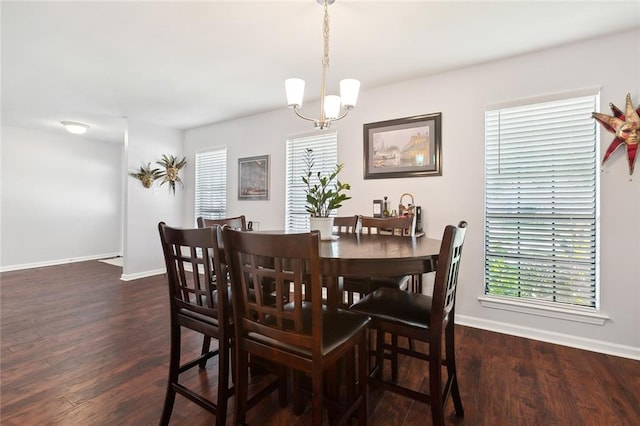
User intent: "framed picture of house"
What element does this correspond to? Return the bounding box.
[363,113,442,179]
[238,155,269,200]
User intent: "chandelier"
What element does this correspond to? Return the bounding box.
[285,0,360,130]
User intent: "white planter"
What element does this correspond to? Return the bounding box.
[309,217,335,240]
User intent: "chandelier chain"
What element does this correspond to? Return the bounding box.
[285,0,359,129]
[322,0,330,67]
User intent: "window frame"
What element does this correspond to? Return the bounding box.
[194,146,227,224]
[480,90,609,325]
[285,131,338,232]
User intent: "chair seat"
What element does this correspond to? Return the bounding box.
[343,275,410,294]
[203,280,278,311]
[179,308,221,327]
[350,287,433,330]
[255,302,370,357]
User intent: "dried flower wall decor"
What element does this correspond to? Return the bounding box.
[157,154,187,194]
[129,163,163,188]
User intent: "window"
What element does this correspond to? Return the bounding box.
[285,132,338,232]
[195,147,227,222]
[484,94,599,310]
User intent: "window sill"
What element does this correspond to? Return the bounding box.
[477,296,610,325]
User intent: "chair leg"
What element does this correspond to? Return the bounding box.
[374,329,384,380]
[445,323,464,417]
[159,383,176,426]
[326,364,340,424]
[346,348,356,403]
[391,334,399,383]
[429,339,445,426]
[160,324,181,426]
[233,349,250,426]
[230,341,237,385]
[199,336,211,368]
[357,337,368,426]
[293,371,305,415]
[215,337,230,426]
[311,368,324,426]
[277,365,288,408]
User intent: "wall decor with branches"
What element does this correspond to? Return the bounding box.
[129,154,187,194]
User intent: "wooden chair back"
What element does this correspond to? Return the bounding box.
[431,220,467,331]
[158,222,230,324]
[223,228,323,356]
[157,222,233,425]
[360,215,415,236]
[223,227,370,425]
[333,215,359,234]
[197,215,246,231]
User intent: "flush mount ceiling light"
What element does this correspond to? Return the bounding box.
[61,121,89,135]
[285,0,360,130]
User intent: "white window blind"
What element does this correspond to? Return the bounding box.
[195,147,227,222]
[484,94,599,309]
[285,132,338,232]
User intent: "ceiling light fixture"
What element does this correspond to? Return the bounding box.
[61,121,89,135]
[285,0,360,130]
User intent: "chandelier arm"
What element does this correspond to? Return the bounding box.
[292,107,319,123]
[332,108,352,122]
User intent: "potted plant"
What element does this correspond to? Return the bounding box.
[302,148,351,239]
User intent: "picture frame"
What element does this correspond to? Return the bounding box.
[363,112,442,179]
[372,199,383,217]
[238,155,269,200]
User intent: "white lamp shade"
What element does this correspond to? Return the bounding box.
[61,121,89,135]
[324,95,341,120]
[339,79,360,108]
[285,78,305,108]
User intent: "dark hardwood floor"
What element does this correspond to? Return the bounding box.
[1,261,638,425]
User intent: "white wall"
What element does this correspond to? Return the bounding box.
[1,125,122,269]
[122,119,185,279]
[184,29,640,358]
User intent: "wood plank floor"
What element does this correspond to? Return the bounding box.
[1,261,639,425]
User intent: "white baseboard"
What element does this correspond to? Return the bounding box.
[456,314,640,361]
[120,269,165,281]
[0,252,121,273]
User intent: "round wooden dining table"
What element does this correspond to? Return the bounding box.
[319,232,441,310]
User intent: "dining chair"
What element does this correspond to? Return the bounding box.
[157,222,234,426]
[222,227,371,426]
[197,215,246,232]
[196,215,246,367]
[359,215,415,237]
[333,215,359,234]
[340,216,415,306]
[349,221,467,426]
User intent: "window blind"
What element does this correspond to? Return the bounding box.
[285,132,338,232]
[484,94,598,308]
[195,147,227,222]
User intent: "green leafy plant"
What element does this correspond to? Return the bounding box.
[157,154,187,194]
[129,163,163,188]
[302,148,351,217]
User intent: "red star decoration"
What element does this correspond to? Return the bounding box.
[592,93,640,175]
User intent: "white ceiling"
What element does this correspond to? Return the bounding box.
[2,1,639,143]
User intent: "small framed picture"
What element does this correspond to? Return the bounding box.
[238,155,269,200]
[363,113,442,179]
[373,199,383,217]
